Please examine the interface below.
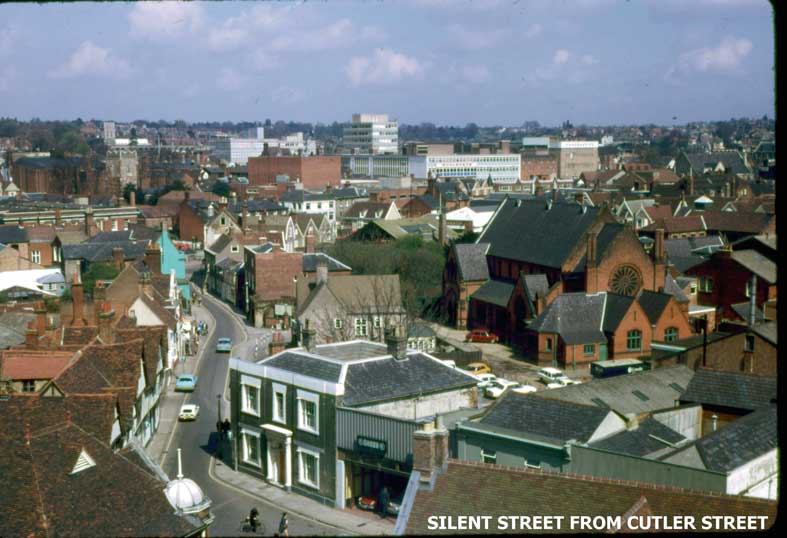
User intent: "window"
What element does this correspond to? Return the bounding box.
[273,384,287,424]
[231,245,239,253]
[373,315,382,329]
[354,317,368,337]
[298,447,319,488]
[333,318,343,330]
[699,277,713,293]
[220,217,226,226]
[690,283,697,295]
[31,250,41,264]
[22,380,36,393]
[241,430,261,466]
[745,334,755,352]
[524,459,541,469]
[297,390,319,434]
[664,327,679,342]
[481,449,496,464]
[583,344,595,356]
[626,330,642,351]
[242,384,260,416]
[545,337,553,352]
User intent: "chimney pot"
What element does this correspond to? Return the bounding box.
[302,319,316,352]
[386,325,408,360]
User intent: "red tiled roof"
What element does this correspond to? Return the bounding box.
[642,215,706,234]
[0,350,76,380]
[643,205,673,221]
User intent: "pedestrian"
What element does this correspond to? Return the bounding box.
[249,507,259,533]
[378,486,390,519]
[277,512,289,537]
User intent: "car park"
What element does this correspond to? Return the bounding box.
[178,403,200,421]
[475,372,497,391]
[465,329,499,343]
[175,374,198,392]
[216,337,232,353]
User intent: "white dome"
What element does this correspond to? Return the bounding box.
[165,478,211,514]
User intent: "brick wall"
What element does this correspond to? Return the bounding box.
[670,330,777,376]
[521,155,558,180]
[177,203,205,244]
[247,156,341,189]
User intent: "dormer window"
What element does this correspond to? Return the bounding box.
[70,449,96,474]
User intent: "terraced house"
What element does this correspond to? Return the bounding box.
[228,325,478,508]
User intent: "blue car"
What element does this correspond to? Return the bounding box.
[175,374,198,392]
[216,337,232,353]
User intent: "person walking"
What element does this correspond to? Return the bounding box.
[276,512,289,537]
[249,508,259,533]
[378,486,390,520]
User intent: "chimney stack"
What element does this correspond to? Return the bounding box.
[268,330,286,356]
[413,418,449,484]
[144,241,161,275]
[55,207,62,227]
[70,274,86,327]
[302,319,316,353]
[655,228,665,262]
[241,200,249,227]
[748,274,757,328]
[305,233,316,254]
[112,247,124,271]
[586,231,597,266]
[84,207,95,237]
[438,211,447,246]
[97,302,116,344]
[129,189,136,207]
[33,301,47,336]
[386,326,408,360]
[316,259,328,285]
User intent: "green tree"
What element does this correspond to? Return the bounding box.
[212,181,231,198]
[81,262,121,296]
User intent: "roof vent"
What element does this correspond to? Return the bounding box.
[70,449,96,474]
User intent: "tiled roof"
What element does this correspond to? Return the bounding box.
[528,292,607,344]
[470,279,514,308]
[62,241,147,263]
[701,210,772,234]
[478,198,600,269]
[302,252,351,273]
[693,405,777,472]
[538,365,695,415]
[637,290,673,325]
[663,273,689,303]
[730,249,776,283]
[679,368,776,412]
[344,201,392,219]
[590,416,686,457]
[342,352,477,406]
[0,224,28,244]
[682,151,750,175]
[0,350,76,380]
[262,351,344,382]
[522,273,549,303]
[751,321,777,345]
[642,215,705,234]
[477,392,613,444]
[404,459,777,534]
[453,243,489,281]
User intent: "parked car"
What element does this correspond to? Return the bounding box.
[475,372,497,391]
[178,403,200,421]
[216,337,233,353]
[465,329,499,343]
[356,496,377,512]
[484,379,520,399]
[175,374,198,392]
[538,367,571,385]
[440,359,457,368]
[511,384,538,395]
[387,494,404,516]
[464,362,493,376]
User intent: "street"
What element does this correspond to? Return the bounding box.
[159,294,340,536]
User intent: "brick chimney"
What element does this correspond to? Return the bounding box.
[241,200,249,228]
[268,330,286,356]
[386,325,408,360]
[129,189,136,207]
[144,241,161,275]
[302,319,316,353]
[316,258,328,285]
[97,302,115,344]
[84,207,95,237]
[585,231,599,293]
[112,247,124,271]
[70,273,86,327]
[653,228,666,291]
[55,207,62,227]
[25,321,38,347]
[305,233,316,254]
[33,301,47,336]
[654,228,665,262]
[413,416,449,484]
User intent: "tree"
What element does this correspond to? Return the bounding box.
[81,262,121,297]
[212,181,231,198]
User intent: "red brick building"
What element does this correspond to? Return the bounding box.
[243,244,303,328]
[520,154,558,180]
[247,155,341,189]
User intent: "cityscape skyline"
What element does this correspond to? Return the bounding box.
[0,0,775,126]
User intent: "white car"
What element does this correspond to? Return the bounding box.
[475,372,497,391]
[440,359,457,368]
[511,384,538,395]
[538,367,573,386]
[484,379,520,399]
[178,404,200,421]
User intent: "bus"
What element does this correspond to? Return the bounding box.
[589,358,651,379]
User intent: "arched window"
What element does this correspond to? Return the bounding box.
[626,330,642,351]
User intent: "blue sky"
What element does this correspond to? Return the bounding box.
[0,0,775,126]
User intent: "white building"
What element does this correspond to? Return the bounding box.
[343,114,399,155]
[103,121,116,144]
[262,132,316,156]
[211,136,266,166]
[415,154,521,182]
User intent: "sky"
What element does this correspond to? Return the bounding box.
[0,0,776,126]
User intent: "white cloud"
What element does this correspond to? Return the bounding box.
[250,50,278,71]
[677,37,753,74]
[524,48,600,85]
[581,54,599,65]
[271,19,355,51]
[553,49,571,65]
[217,67,244,91]
[128,2,204,40]
[346,49,424,86]
[360,25,388,41]
[207,19,250,51]
[49,41,131,79]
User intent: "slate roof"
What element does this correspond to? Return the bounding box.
[402,459,777,534]
[262,351,344,382]
[342,352,477,406]
[701,210,773,235]
[528,292,607,344]
[88,230,133,243]
[206,234,233,255]
[751,321,777,345]
[538,365,695,415]
[477,392,612,444]
[573,222,626,270]
[478,197,600,268]
[228,199,286,213]
[279,190,334,203]
[589,417,687,458]
[730,302,764,324]
[453,242,489,281]
[344,201,393,219]
[62,241,147,263]
[637,290,673,324]
[0,224,28,244]
[680,369,776,411]
[314,341,389,361]
[470,279,514,308]
[682,151,750,175]
[730,249,776,283]
[663,273,689,303]
[302,252,351,273]
[693,405,777,472]
[522,273,549,303]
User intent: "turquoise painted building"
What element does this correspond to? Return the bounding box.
[157,228,191,301]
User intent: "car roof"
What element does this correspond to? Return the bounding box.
[178,374,196,380]
[540,367,563,374]
[181,403,197,409]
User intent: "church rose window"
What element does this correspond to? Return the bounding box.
[609,265,642,296]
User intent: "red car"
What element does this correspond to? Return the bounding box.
[465,329,498,343]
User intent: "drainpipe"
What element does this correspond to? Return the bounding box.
[701,315,708,368]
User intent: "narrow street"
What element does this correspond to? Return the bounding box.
[159,294,340,536]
